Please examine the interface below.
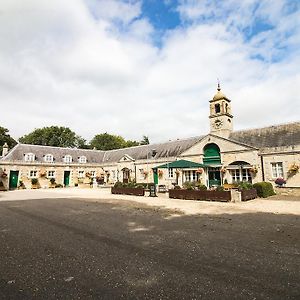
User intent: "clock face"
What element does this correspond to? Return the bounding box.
[214,119,223,129]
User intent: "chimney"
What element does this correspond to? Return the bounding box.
[2,143,8,157]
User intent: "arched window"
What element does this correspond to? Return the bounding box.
[24,153,35,162]
[44,154,54,163]
[215,103,221,114]
[78,156,87,163]
[203,143,221,165]
[63,155,72,163]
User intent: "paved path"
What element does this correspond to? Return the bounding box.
[0,191,299,299]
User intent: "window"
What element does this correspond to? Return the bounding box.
[215,103,221,113]
[78,156,87,163]
[44,154,54,163]
[29,170,37,178]
[139,169,144,179]
[230,169,252,182]
[168,168,174,178]
[271,162,283,178]
[63,155,72,163]
[90,171,96,178]
[78,170,85,178]
[25,153,35,162]
[47,170,55,178]
[112,170,116,179]
[184,171,198,182]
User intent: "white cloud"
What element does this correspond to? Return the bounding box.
[0,0,299,145]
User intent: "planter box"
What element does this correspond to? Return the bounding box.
[169,189,231,202]
[111,187,145,196]
[240,189,257,201]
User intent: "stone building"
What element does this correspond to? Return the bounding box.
[1,85,299,190]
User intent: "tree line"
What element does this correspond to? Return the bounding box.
[0,126,149,153]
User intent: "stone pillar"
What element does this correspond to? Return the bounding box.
[230,190,241,202]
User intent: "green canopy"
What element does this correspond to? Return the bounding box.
[154,159,207,169]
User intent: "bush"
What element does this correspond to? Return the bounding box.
[216,185,224,191]
[31,178,38,185]
[174,185,181,190]
[183,181,194,190]
[55,184,63,188]
[253,182,276,198]
[50,178,56,184]
[114,181,123,188]
[238,181,253,190]
[196,183,207,190]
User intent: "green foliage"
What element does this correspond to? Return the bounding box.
[253,182,276,198]
[238,181,253,190]
[140,135,150,145]
[216,185,224,191]
[125,140,140,147]
[49,178,56,184]
[31,178,38,185]
[19,126,86,148]
[174,185,181,190]
[195,181,207,190]
[183,181,194,190]
[0,126,17,154]
[114,181,123,188]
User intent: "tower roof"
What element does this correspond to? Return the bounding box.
[211,83,229,101]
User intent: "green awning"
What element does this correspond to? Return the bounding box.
[154,159,207,169]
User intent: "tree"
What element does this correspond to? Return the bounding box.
[19,126,87,148]
[0,126,17,154]
[90,133,127,150]
[140,135,150,145]
[125,140,140,148]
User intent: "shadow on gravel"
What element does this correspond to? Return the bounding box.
[0,198,299,299]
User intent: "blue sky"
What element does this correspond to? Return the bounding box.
[0,0,299,142]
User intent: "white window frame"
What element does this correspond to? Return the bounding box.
[271,162,283,178]
[230,169,251,182]
[78,156,87,163]
[78,170,85,178]
[44,154,54,163]
[25,153,35,162]
[184,170,198,182]
[90,171,96,178]
[47,170,55,178]
[168,168,174,178]
[63,155,72,163]
[29,170,37,178]
[139,168,144,180]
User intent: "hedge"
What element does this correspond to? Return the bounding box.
[253,182,276,198]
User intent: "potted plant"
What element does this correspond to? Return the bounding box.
[31,178,39,189]
[220,167,226,174]
[249,166,258,174]
[49,178,56,188]
[196,168,203,174]
[18,180,26,190]
[275,177,286,187]
[0,181,7,191]
[288,163,299,176]
[158,170,163,178]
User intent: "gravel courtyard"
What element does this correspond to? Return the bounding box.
[0,189,299,299]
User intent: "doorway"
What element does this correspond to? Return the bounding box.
[122,168,130,183]
[208,168,221,187]
[9,171,19,190]
[64,171,70,187]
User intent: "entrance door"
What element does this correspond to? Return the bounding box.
[208,168,221,187]
[9,171,19,190]
[153,168,158,185]
[122,169,130,183]
[64,171,70,187]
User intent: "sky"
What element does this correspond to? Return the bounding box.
[0,0,300,144]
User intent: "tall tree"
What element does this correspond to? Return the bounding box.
[19,126,87,148]
[140,135,150,145]
[0,126,17,154]
[90,133,127,150]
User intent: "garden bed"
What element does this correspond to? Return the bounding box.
[111,187,145,196]
[240,189,257,201]
[169,189,231,202]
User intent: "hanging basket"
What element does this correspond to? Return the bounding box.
[196,168,203,174]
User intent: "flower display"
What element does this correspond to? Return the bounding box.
[220,167,226,173]
[275,178,286,186]
[196,168,203,174]
[250,166,258,174]
[158,170,163,178]
[288,163,299,174]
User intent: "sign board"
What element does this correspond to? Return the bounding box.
[149,184,157,197]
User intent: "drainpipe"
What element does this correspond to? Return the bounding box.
[260,155,265,181]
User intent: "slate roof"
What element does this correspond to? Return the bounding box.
[0,136,204,164]
[229,122,300,148]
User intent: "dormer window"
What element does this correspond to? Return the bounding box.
[78,156,87,163]
[63,155,72,163]
[24,153,35,162]
[44,154,54,163]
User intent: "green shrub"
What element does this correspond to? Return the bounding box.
[183,181,194,190]
[238,181,253,190]
[174,185,181,190]
[216,185,224,191]
[127,181,136,188]
[55,184,63,188]
[50,178,56,184]
[253,182,276,198]
[197,183,207,190]
[114,181,123,188]
[31,178,38,185]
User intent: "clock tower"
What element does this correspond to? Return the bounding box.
[209,83,233,138]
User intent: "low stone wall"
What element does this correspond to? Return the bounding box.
[274,187,300,197]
